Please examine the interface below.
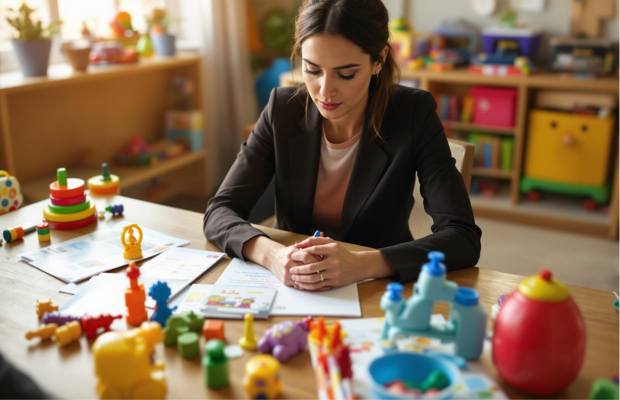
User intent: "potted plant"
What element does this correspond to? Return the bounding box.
[147,8,176,57]
[6,3,61,76]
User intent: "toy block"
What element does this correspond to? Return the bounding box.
[42,312,81,326]
[36,297,59,318]
[54,321,82,347]
[163,311,204,346]
[178,332,200,359]
[203,320,225,342]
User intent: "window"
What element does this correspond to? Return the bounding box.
[0,0,181,73]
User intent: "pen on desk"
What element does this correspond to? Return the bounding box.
[312,230,324,260]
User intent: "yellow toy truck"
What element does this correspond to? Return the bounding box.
[92,321,167,399]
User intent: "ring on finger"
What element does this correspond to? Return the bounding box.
[317,270,324,282]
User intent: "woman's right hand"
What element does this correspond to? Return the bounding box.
[263,243,305,287]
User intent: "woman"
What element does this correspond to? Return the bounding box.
[204,0,481,290]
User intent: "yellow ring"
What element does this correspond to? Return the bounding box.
[43,203,97,222]
[87,174,120,189]
[317,271,324,282]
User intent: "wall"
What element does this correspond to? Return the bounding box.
[383,0,618,65]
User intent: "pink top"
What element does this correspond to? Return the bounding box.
[311,126,362,239]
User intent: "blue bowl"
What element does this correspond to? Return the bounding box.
[368,352,461,400]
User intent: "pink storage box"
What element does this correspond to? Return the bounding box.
[470,86,517,127]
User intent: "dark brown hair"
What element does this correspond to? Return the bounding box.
[290,0,400,140]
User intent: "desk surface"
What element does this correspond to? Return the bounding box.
[0,196,617,399]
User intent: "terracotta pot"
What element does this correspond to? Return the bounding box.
[62,41,92,71]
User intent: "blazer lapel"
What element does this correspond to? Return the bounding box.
[341,123,388,239]
[289,99,322,233]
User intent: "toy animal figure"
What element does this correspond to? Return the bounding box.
[149,281,177,327]
[82,314,122,340]
[257,317,312,362]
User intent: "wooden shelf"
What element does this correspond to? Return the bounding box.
[442,121,515,135]
[472,168,513,179]
[0,53,201,94]
[22,150,207,203]
[471,193,611,237]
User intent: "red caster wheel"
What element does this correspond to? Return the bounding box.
[583,199,597,211]
[527,191,540,202]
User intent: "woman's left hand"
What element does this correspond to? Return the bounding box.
[289,237,364,290]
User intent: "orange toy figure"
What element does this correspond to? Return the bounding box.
[330,321,343,351]
[125,263,148,326]
[36,297,59,318]
[55,321,82,347]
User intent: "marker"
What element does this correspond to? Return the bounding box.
[3,222,37,243]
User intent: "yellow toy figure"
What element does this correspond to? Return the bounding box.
[125,262,148,326]
[121,224,143,260]
[243,355,282,400]
[36,297,59,318]
[239,313,258,350]
[92,321,167,399]
[25,323,58,341]
[55,321,82,347]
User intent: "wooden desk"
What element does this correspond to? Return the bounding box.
[0,196,617,399]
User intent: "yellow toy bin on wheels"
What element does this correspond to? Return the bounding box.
[521,109,615,210]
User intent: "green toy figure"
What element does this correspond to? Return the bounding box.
[203,340,229,389]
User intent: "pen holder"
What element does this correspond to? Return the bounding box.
[368,353,461,400]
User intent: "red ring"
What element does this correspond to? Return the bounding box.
[44,213,98,230]
[50,193,87,206]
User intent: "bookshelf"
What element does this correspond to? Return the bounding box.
[280,69,619,239]
[0,53,209,204]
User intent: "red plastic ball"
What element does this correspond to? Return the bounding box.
[492,290,586,395]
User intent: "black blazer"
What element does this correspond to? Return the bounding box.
[204,85,482,283]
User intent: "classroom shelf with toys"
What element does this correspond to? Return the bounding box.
[280,69,619,239]
[0,53,208,205]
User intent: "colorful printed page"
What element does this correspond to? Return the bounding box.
[198,284,276,319]
[174,284,214,314]
[309,316,507,400]
[19,222,190,283]
[215,258,361,317]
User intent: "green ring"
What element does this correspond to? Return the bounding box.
[37,227,50,235]
[47,199,90,214]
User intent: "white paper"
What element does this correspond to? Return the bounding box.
[215,258,361,317]
[174,283,213,314]
[19,222,190,283]
[199,284,276,319]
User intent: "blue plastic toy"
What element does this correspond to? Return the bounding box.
[149,281,177,327]
[105,204,124,215]
[380,251,487,360]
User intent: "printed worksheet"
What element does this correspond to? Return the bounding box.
[214,258,361,317]
[199,284,276,319]
[19,222,190,283]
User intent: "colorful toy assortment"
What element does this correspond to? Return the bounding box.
[166,109,204,153]
[243,355,282,399]
[380,252,487,361]
[121,224,143,260]
[149,281,177,327]
[203,339,229,389]
[239,313,258,350]
[87,163,120,197]
[125,262,148,326]
[493,270,586,396]
[115,136,186,166]
[92,321,167,399]
[3,222,36,243]
[0,170,23,214]
[44,168,97,230]
[257,317,312,362]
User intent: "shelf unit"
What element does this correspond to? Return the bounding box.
[0,53,208,204]
[280,69,619,239]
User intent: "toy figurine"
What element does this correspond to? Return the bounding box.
[82,314,122,340]
[257,317,312,362]
[239,313,258,351]
[149,281,176,327]
[380,251,487,360]
[25,323,58,341]
[125,263,148,326]
[92,321,166,399]
[121,224,143,260]
[493,270,586,395]
[36,297,58,318]
[202,339,228,389]
[243,355,282,399]
[54,321,82,347]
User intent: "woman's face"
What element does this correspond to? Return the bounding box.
[301,34,381,121]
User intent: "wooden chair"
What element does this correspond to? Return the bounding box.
[409,138,475,240]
